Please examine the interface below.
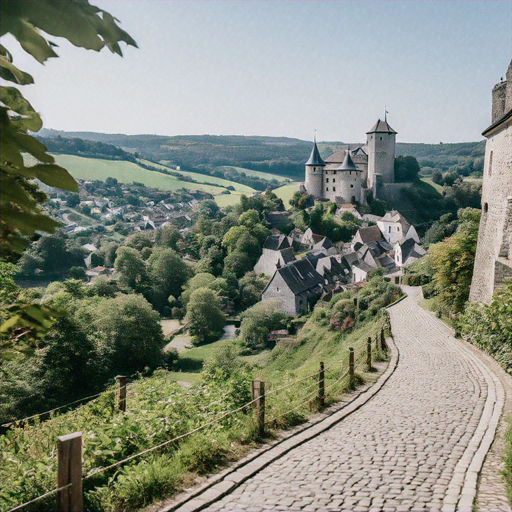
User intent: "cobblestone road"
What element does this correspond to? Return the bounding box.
[202,288,504,512]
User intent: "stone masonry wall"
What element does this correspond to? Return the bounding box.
[469,118,512,303]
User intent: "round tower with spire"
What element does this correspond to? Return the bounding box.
[304,139,325,198]
[366,114,397,189]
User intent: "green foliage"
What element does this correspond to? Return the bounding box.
[0,0,136,333]
[422,213,458,247]
[394,155,420,182]
[240,300,288,351]
[185,288,226,345]
[301,203,360,243]
[146,248,192,312]
[114,246,147,291]
[83,294,164,374]
[458,285,511,371]
[428,208,480,315]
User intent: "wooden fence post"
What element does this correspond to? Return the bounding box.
[57,432,83,512]
[252,379,265,436]
[116,375,127,412]
[318,362,325,407]
[349,347,354,386]
[367,337,372,371]
[380,328,387,351]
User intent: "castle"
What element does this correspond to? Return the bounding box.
[303,118,397,204]
[469,61,512,303]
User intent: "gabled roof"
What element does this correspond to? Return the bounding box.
[272,259,324,296]
[337,151,360,172]
[379,210,410,230]
[366,119,397,134]
[356,225,383,244]
[352,260,374,273]
[280,247,295,264]
[263,234,291,251]
[305,142,325,166]
[313,236,334,251]
[325,149,347,163]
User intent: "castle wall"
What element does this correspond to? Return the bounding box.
[469,117,512,303]
[305,165,323,198]
[323,170,362,203]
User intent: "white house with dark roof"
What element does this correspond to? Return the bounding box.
[377,210,419,245]
[394,238,427,268]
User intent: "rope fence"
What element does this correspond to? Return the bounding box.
[4,326,390,512]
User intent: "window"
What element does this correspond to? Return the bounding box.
[276,287,280,292]
[333,187,336,192]
[489,151,493,176]
[388,226,391,233]
[326,178,329,183]
[350,184,354,188]
[326,187,329,191]
[380,137,383,140]
[484,202,489,213]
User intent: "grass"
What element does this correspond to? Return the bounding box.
[177,338,235,371]
[273,182,300,209]
[139,160,255,193]
[504,423,512,503]
[1,291,391,512]
[215,166,292,183]
[420,177,444,194]
[52,155,229,196]
[214,193,246,208]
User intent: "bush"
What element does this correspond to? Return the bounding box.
[239,300,287,351]
[458,285,511,371]
[185,288,226,344]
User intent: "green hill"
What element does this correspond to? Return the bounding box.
[40,129,485,181]
[52,155,251,202]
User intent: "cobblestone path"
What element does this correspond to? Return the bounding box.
[202,288,504,512]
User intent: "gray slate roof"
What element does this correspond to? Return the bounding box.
[263,234,291,251]
[357,225,383,244]
[305,142,326,166]
[366,119,397,134]
[338,151,359,172]
[276,259,324,296]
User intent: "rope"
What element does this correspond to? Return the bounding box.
[6,483,72,512]
[83,395,261,479]
[1,391,107,428]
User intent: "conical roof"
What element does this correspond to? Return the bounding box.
[305,142,325,166]
[366,119,397,134]
[337,150,359,171]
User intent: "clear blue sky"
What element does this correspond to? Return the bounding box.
[6,0,511,143]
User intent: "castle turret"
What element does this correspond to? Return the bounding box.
[304,141,325,199]
[366,117,397,189]
[334,151,362,204]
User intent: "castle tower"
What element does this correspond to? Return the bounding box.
[334,151,362,204]
[304,140,325,199]
[469,61,512,303]
[366,117,397,189]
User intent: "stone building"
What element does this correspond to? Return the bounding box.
[262,259,325,316]
[377,210,420,245]
[303,117,397,204]
[470,61,512,303]
[254,235,295,276]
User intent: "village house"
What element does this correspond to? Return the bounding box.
[377,210,420,245]
[254,235,295,276]
[394,238,427,268]
[262,259,325,316]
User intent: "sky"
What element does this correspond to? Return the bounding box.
[5,0,511,143]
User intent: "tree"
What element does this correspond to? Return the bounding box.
[394,155,420,182]
[125,231,154,252]
[196,199,219,219]
[239,300,287,350]
[146,247,192,311]
[432,170,443,184]
[68,266,87,280]
[185,288,225,344]
[429,208,481,315]
[0,0,136,333]
[181,272,216,304]
[238,209,260,228]
[87,294,164,374]
[114,246,148,291]
[155,224,181,249]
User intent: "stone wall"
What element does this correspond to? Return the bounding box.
[469,118,512,303]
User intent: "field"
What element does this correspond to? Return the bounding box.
[52,155,235,196]
[273,182,300,208]
[215,166,292,183]
[139,160,255,193]
[420,177,444,194]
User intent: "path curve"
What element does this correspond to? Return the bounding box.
[197,287,505,512]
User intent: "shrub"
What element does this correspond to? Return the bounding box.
[239,300,287,351]
[185,288,226,344]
